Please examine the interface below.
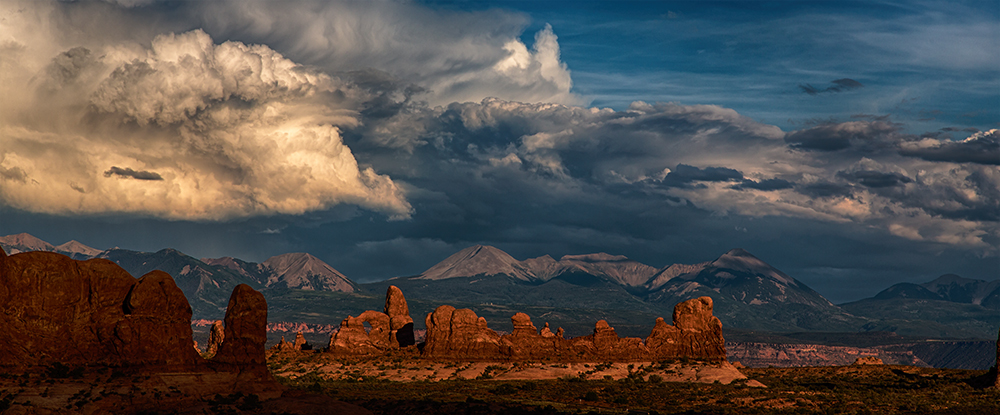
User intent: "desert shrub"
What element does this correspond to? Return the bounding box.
[237,394,262,411]
[490,383,518,395]
[582,391,599,401]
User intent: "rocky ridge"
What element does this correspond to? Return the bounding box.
[314,284,726,362]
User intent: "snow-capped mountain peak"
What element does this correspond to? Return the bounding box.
[54,240,102,257]
[710,248,795,285]
[418,245,534,281]
[0,233,55,253]
[262,252,357,292]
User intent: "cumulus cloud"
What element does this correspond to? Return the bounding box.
[899,129,999,165]
[0,25,411,220]
[784,120,898,151]
[347,96,996,251]
[190,0,581,106]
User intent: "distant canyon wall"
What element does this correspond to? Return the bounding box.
[728,340,997,370]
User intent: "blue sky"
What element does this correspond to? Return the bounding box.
[0,0,997,303]
[512,0,999,133]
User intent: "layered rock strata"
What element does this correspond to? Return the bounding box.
[421,296,726,362]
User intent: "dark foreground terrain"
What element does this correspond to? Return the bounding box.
[274,364,998,415]
[1,361,996,414]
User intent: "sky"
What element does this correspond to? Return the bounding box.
[0,0,997,303]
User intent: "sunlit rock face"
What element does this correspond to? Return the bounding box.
[420,295,726,362]
[326,285,417,354]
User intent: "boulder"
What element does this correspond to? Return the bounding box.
[212,284,268,371]
[384,285,415,347]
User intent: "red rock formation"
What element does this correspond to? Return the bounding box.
[327,286,416,354]
[211,284,268,372]
[328,310,395,354]
[0,251,202,370]
[644,297,726,359]
[421,295,725,362]
[423,305,505,358]
[116,270,204,367]
[294,331,307,349]
[853,356,884,365]
[385,285,415,347]
[205,320,225,357]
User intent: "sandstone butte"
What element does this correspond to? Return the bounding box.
[320,283,726,362]
[0,249,370,415]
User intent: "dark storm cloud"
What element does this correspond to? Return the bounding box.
[0,166,28,183]
[102,166,163,181]
[659,164,744,188]
[799,78,865,95]
[784,120,898,151]
[899,129,999,165]
[836,170,912,188]
[731,178,795,191]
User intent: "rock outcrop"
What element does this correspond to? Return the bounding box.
[385,285,415,347]
[421,296,726,362]
[211,284,269,372]
[0,251,202,370]
[205,320,225,357]
[423,305,506,358]
[327,286,416,354]
[853,356,885,365]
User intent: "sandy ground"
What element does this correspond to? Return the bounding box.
[267,351,766,387]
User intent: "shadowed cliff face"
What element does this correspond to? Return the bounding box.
[0,251,202,370]
[0,250,277,378]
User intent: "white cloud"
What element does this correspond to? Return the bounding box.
[191,0,582,107]
[0,27,411,220]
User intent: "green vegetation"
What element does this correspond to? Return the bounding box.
[275,365,999,414]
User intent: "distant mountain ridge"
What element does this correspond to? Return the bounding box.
[415,244,662,288]
[3,233,995,340]
[869,274,1000,309]
[0,233,102,260]
[206,252,358,292]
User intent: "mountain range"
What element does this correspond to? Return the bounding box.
[2,233,997,341]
